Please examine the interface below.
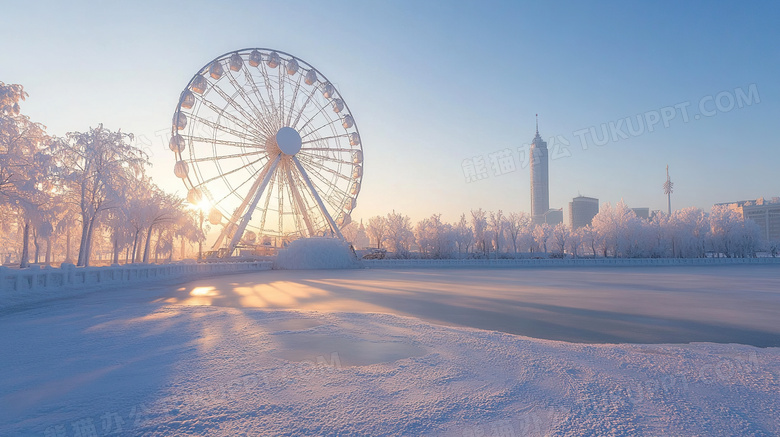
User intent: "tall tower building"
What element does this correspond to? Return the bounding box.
[530,116,549,224]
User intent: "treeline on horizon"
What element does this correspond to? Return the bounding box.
[346,202,778,260]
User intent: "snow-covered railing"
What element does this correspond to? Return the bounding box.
[362,257,780,269]
[0,261,272,295]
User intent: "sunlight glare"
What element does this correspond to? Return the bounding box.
[190,286,218,296]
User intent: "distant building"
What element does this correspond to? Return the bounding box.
[718,197,780,241]
[569,196,599,229]
[530,119,549,224]
[631,207,650,220]
[543,209,563,226]
[649,210,664,221]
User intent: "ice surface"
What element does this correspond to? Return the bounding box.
[1,266,779,436]
[155,265,780,347]
[273,237,361,270]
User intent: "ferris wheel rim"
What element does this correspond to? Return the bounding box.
[172,47,362,144]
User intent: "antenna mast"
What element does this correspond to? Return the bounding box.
[663,165,674,215]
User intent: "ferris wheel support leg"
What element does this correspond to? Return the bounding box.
[211,160,273,252]
[225,154,282,256]
[292,156,344,240]
[286,168,316,237]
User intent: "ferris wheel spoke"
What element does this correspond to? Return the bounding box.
[285,69,305,127]
[297,150,350,169]
[296,99,331,133]
[194,92,263,138]
[240,62,278,135]
[225,67,277,137]
[292,157,336,199]
[277,66,286,127]
[209,84,268,136]
[194,156,266,187]
[299,121,340,142]
[258,61,280,127]
[186,135,264,149]
[295,158,346,208]
[212,163,263,207]
[187,112,259,143]
[188,149,267,164]
[297,152,354,167]
[301,133,350,144]
[289,87,319,132]
[299,147,354,153]
[298,154,352,183]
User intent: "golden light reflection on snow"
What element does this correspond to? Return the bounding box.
[165,279,390,313]
[191,286,218,296]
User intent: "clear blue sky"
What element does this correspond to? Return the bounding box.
[3,0,778,224]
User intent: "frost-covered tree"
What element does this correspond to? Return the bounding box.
[341,221,361,245]
[0,83,45,197]
[591,201,644,257]
[385,211,414,257]
[709,205,745,258]
[567,227,584,258]
[504,212,530,254]
[453,213,473,255]
[414,217,432,256]
[552,222,570,254]
[488,210,504,257]
[341,220,370,249]
[0,82,56,267]
[579,225,594,256]
[533,223,552,254]
[56,125,148,266]
[470,208,488,256]
[667,207,709,258]
[366,215,387,249]
[138,189,182,263]
[414,214,453,259]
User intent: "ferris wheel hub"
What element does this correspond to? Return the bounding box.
[276,126,302,155]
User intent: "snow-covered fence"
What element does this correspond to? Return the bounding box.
[0,261,272,295]
[362,257,780,269]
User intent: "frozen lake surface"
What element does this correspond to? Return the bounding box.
[161,264,780,347]
[1,265,779,436]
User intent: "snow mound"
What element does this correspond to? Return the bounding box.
[274,237,361,270]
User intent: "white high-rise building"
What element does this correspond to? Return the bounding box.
[530,119,549,224]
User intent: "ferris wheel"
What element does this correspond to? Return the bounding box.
[169,48,363,255]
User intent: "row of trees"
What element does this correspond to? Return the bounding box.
[1,82,202,267]
[344,202,776,259]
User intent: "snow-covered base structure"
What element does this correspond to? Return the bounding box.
[273,237,361,270]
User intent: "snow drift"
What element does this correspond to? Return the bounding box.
[273,237,361,270]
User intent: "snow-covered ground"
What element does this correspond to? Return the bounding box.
[1,266,779,436]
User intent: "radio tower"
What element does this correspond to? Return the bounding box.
[663,165,674,215]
